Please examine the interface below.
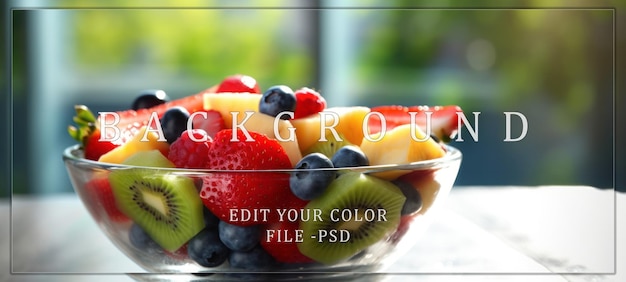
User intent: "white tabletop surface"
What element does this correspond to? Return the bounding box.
[2,186,624,282]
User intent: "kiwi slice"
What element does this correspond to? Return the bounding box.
[297,172,405,264]
[121,150,172,167]
[109,150,205,252]
[304,130,353,159]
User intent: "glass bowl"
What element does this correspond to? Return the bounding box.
[63,144,461,280]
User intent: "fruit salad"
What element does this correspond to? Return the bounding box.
[66,74,463,271]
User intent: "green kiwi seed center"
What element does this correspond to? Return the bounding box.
[336,209,366,231]
[142,190,168,216]
[130,180,179,228]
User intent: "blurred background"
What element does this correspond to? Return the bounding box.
[3,0,624,197]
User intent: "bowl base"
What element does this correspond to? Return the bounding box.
[128,269,388,282]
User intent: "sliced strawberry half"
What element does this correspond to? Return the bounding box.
[367,105,463,142]
[199,129,307,226]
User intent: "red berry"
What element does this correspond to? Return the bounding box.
[85,176,130,222]
[199,129,307,225]
[215,74,261,94]
[69,105,127,161]
[84,129,119,161]
[190,110,225,138]
[206,129,291,170]
[368,105,463,142]
[293,87,326,119]
[168,129,212,168]
[260,221,314,263]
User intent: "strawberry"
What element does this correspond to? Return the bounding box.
[260,221,314,264]
[68,105,120,160]
[205,129,292,170]
[199,129,307,226]
[83,129,119,161]
[215,74,261,94]
[70,86,216,154]
[69,105,151,160]
[97,85,216,141]
[85,176,129,222]
[367,105,463,142]
[293,87,326,119]
[190,110,225,138]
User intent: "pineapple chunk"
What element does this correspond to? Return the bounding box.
[290,107,371,154]
[360,124,445,180]
[203,93,261,128]
[98,126,170,164]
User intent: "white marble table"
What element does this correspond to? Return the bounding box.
[2,186,624,282]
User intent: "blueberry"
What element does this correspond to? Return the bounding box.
[290,153,336,200]
[188,228,230,267]
[129,223,161,251]
[131,89,170,110]
[160,106,190,144]
[331,145,369,168]
[258,85,296,119]
[229,245,276,270]
[392,180,423,215]
[218,221,259,252]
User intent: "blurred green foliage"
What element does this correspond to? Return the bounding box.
[350,7,616,185]
[355,8,612,104]
[65,0,316,89]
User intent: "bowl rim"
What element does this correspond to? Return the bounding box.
[63,144,462,175]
